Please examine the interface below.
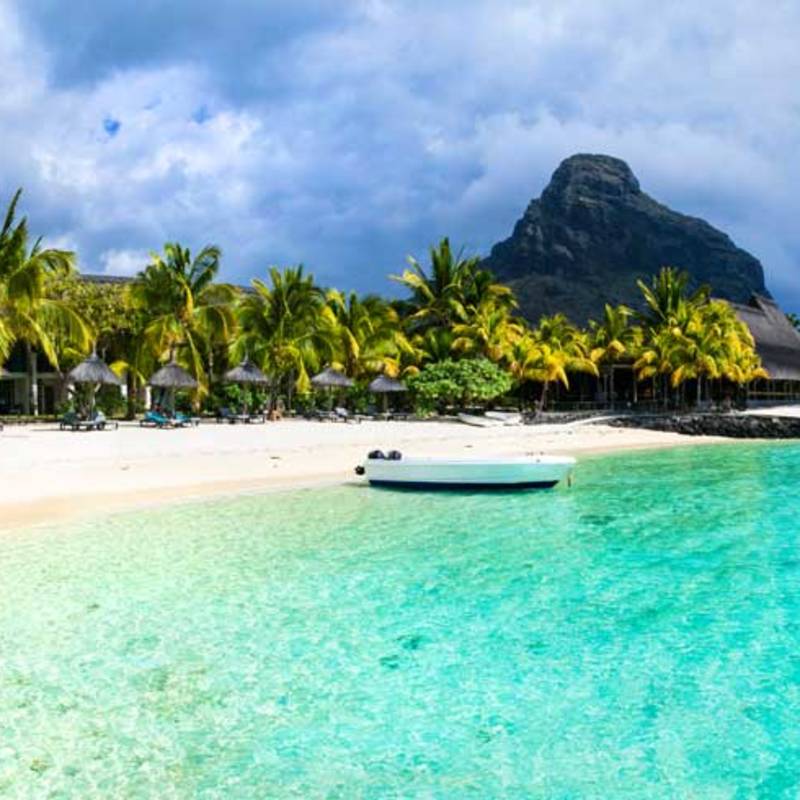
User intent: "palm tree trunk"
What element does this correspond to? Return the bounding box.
[609,367,615,410]
[25,342,38,416]
[126,372,137,420]
[538,381,549,413]
[287,371,295,412]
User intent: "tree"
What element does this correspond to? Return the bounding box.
[633,268,766,406]
[235,265,325,405]
[669,300,766,402]
[637,266,708,328]
[392,237,512,331]
[0,189,90,413]
[451,299,524,363]
[320,291,411,380]
[589,304,642,406]
[787,312,800,333]
[531,314,597,410]
[128,243,237,396]
[407,358,512,413]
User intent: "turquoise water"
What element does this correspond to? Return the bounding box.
[1,444,800,798]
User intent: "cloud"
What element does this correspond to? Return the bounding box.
[2,0,800,311]
[99,249,149,276]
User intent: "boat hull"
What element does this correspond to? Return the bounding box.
[368,479,560,491]
[361,456,575,491]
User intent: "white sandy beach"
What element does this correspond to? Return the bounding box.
[0,418,734,529]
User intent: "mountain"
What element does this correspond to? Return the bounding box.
[481,154,770,323]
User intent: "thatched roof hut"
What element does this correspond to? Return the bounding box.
[311,367,354,389]
[225,358,268,385]
[368,375,407,393]
[149,361,198,389]
[731,295,800,381]
[67,353,122,386]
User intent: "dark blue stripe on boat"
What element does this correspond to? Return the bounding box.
[368,479,559,491]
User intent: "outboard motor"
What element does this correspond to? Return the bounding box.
[387,450,403,461]
[367,450,386,460]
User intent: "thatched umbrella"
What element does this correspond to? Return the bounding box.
[148,361,198,415]
[311,367,354,389]
[224,357,268,415]
[67,351,122,416]
[368,375,407,413]
[311,366,354,411]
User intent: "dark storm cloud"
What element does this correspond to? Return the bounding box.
[2,0,799,310]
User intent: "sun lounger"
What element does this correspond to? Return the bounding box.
[173,411,200,427]
[90,411,118,430]
[140,410,174,428]
[308,409,338,421]
[245,412,267,424]
[216,407,249,424]
[60,411,117,431]
[60,411,81,430]
[335,407,362,424]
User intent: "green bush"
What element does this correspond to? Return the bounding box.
[96,385,126,417]
[407,358,512,414]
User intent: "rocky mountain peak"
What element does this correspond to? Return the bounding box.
[542,153,640,209]
[482,154,769,323]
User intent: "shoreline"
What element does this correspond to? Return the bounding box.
[0,419,744,532]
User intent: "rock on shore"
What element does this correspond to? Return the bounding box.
[610,414,800,439]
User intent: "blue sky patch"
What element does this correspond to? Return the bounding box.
[103,117,121,137]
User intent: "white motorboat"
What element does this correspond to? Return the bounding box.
[355,451,575,490]
[484,411,523,425]
[457,413,505,428]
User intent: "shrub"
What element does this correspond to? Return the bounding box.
[407,358,512,414]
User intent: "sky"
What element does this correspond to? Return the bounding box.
[1,0,799,311]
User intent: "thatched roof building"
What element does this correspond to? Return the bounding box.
[731,294,800,381]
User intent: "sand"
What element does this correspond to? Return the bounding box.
[0,418,729,529]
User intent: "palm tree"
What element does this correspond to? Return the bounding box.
[320,291,411,379]
[451,299,524,363]
[530,314,598,411]
[0,189,90,413]
[637,266,708,328]
[409,327,455,371]
[669,300,766,404]
[589,304,642,406]
[234,265,325,406]
[506,336,560,410]
[128,242,237,397]
[392,237,512,331]
[635,267,711,406]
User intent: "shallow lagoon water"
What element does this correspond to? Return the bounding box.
[2,443,800,798]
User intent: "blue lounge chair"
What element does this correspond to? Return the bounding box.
[140,410,173,428]
[173,411,200,427]
[60,411,81,430]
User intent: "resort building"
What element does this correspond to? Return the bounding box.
[731,294,800,401]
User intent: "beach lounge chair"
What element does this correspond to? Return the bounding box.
[89,411,118,430]
[216,406,248,424]
[140,410,173,428]
[60,411,81,430]
[245,411,267,424]
[335,406,361,424]
[307,408,337,421]
[173,411,200,427]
